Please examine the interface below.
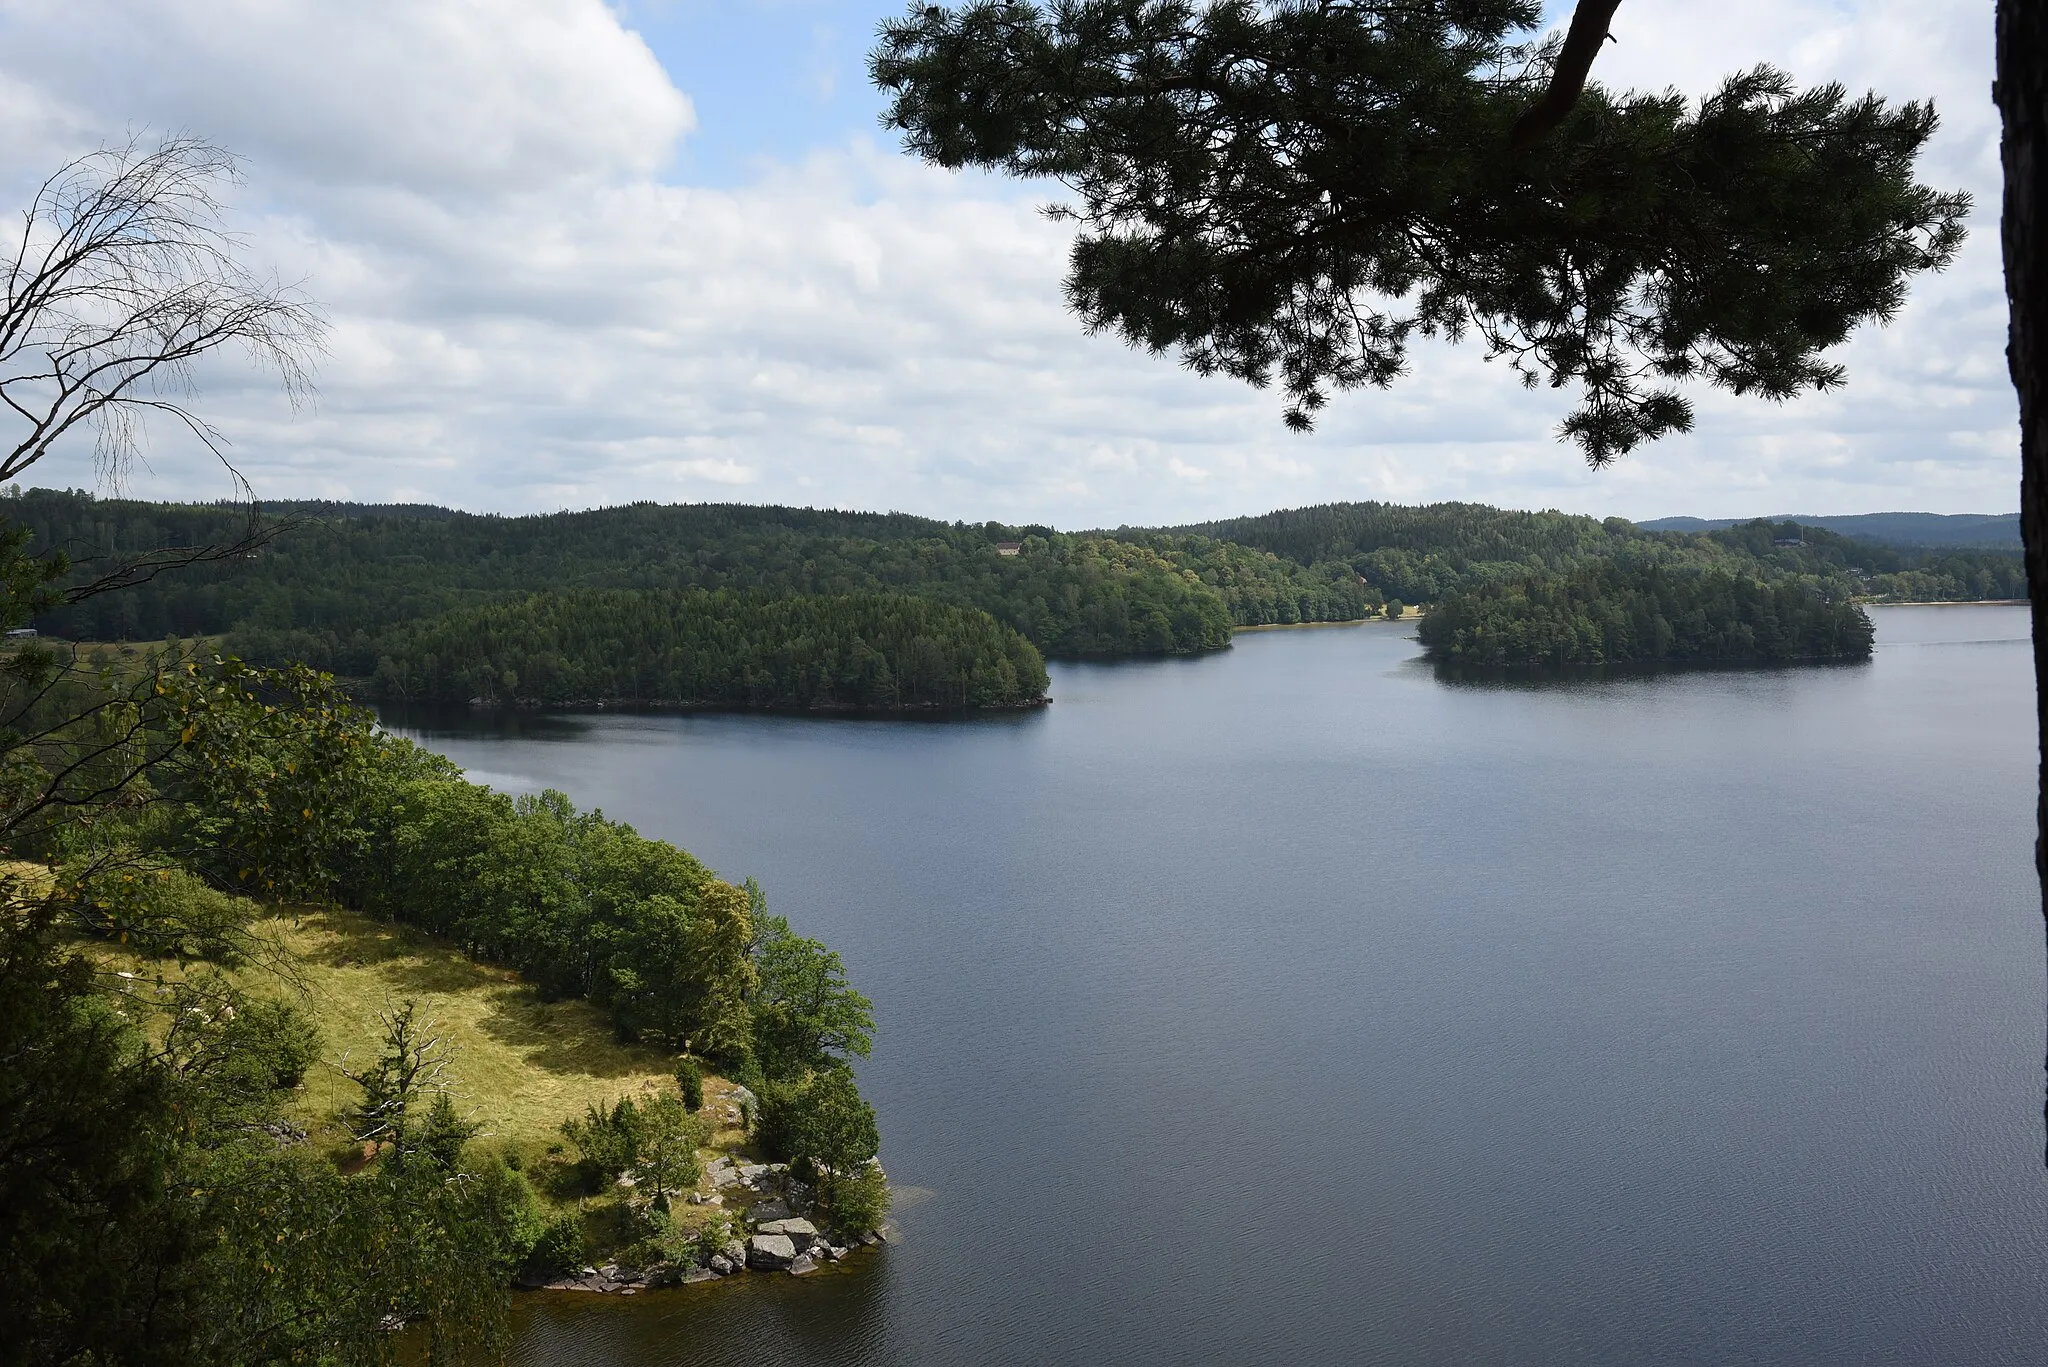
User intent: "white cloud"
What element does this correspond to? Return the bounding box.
[0,0,2016,527]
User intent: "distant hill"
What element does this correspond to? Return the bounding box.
[1638,512,2020,549]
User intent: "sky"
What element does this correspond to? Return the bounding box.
[0,0,2015,526]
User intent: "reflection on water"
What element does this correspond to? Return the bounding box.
[1425,654,1874,691]
[386,607,2047,1366]
[374,702,599,742]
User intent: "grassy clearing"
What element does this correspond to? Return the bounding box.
[46,883,767,1254]
[243,909,686,1160]
[76,904,752,1177]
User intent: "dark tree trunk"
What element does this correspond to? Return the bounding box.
[1996,0,2048,1159]
[1512,0,1625,150]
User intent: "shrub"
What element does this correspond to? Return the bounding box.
[561,1096,645,1185]
[60,852,256,962]
[637,1093,705,1205]
[228,996,323,1090]
[756,1067,879,1174]
[529,1214,584,1273]
[823,1162,891,1237]
[674,1057,704,1112]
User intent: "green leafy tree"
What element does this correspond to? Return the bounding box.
[751,913,877,1078]
[756,1067,887,1231]
[759,1067,881,1175]
[825,1162,892,1237]
[0,889,518,1367]
[636,1092,706,1206]
[159,655,380,902]
[871,2,1966,462]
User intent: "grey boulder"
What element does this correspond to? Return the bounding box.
[746,1234,797,1271]
[755,1217,819,1250]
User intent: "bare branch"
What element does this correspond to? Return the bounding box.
[0,134,325,490]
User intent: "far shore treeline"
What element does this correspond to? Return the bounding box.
[7,489,2026,695]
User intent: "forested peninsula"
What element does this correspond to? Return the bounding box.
[4,651,890,1361]
[370,589,1050,711]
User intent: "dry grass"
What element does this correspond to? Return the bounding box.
[242,909,686,1158]
[41,884,759,1233]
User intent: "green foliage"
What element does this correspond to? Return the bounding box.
[1384,599,1404,621]
[636,1092,706,1205]
[561,1097,646,1186]
[0,904,518,1366]
[0,518,67,633]
[751,913,876,1079]
[529,1213,585,1273]
[334,768,761,1055]
[160,981,326,1118]
[337,998,470,1174]
[370,588,1051,711]
[18,493,1254,661]
[684,1210,741,1265]
[872,4,1967,461]
[1418,560,1875,666]
[155,655,383,902]
[756,1067,881,1175]
[57,851,256,962]
[675,1056,704,1112]
[1703,519,2029,601]
[414,1092,483,1174]
[822,1161,892,1237]
[1178,502,2027,610]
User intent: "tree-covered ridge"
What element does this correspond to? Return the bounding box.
[10,491,2018,686]
[13,489,1344,661]
[1169,502,2025,607]
[1104,530,1373,624]
[363,589,1050,711]
[1642,512,2021,549]
[1702,520,2029,601]
[1417,560,1875,667]
[1166,500,1646,605]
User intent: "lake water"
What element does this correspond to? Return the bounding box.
[384,605,2048,1365]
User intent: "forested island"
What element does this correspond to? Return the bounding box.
[369,589,1050,711]
[1417,561,1877,667]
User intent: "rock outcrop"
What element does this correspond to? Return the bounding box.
[746,1234,797,1271]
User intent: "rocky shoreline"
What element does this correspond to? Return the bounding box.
[514,1113,893,1296]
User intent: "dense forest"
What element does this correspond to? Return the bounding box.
[1417,560,1876,667]
[12,489,1363,664]
[1167,503,2025,608]
[1642,511,2021,548]
[365,589,1050,711]
[6,491,2021,699]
